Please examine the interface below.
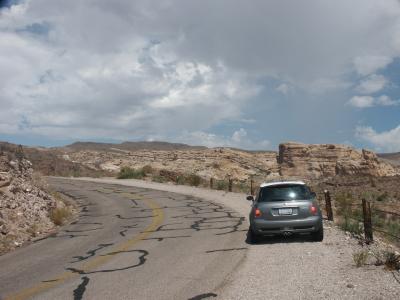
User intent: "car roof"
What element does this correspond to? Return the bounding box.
[259,181,306,188]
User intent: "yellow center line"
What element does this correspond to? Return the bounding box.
[5,194,164,300]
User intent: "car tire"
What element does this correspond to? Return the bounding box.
[311,226,324,242]
[248,227,261,244]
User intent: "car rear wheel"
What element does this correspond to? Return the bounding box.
[247,227,262,244]
[311,226,324,242]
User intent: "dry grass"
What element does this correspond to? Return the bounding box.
[49,207,72,226]
[383,251,400,270]
[353,250,369,267]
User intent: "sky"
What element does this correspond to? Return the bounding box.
[0,0,400,152]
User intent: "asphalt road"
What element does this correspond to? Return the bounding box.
[0,178,248,300]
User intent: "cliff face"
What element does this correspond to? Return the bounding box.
[278,142,397,179]
[0,151,57,254]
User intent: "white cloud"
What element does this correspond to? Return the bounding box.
[177,129,270,150]
[376,95,400,106]
[276,83,290,95]
[348,96,375,108]
[1,0,400,143]
[355,74,387,94]
[348,95,400,108]
[353,56,393,76]
[356,125,400,152]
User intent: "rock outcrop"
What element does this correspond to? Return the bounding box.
[66,148,280,181]
[61,142,399,181]
[278,142,397,179]
[0,151,57,254]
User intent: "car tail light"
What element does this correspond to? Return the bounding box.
[310,205,317,215]
[255,208,262,217]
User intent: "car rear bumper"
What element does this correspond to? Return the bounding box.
[251,215,322,235]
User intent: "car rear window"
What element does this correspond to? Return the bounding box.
[258,184,311,202]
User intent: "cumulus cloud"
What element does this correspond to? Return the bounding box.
[348,95,400,108]
[376,95,400,106]
[1,0,400,146]
[348,96,375,108]
[276,83,291,95]
[355,74,387,94]
[356,125,400,152]
[177,129,270,150]
[353,56,393,76]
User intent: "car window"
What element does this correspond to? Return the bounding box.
[258,184,311,202]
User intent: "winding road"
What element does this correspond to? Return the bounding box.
[0,178,248,300]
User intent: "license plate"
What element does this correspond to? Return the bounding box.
[279,208,293,215]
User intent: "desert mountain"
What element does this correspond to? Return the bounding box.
[1,140,399,182]
[378,152,400,166]
[62,141,207,152]
[55,141,399,181]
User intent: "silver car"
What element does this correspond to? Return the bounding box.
[247,181,323,242]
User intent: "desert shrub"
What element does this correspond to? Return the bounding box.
[353,250,369,267]
[216,180,227,191]
[117,167,145,179]
[50,207,72,226]
[159,169,180,182]
[27,224,39,237]
[376,192,389,202]
[383,251,400,270]
[234,181,250,193]
[152,175,165,183]
[72,170,82,177]
[186,174,201,187]
[335,192,355,215]
[387,221,400,241]
[340,218,363,236]
[212,162,220,169]
[142,165,154,175]
[176,175,186,185]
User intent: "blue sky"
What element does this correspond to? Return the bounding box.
[0,0,400,152]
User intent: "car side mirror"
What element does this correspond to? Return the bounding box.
[246,195,254,201]
[310,192,316,198]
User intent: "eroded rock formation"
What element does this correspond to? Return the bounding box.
[278,142,397,178]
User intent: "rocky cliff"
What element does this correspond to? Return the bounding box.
[0,150,58,254]
[278,142,397,178]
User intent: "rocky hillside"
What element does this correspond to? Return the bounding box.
[0,148,63,254]
[0,142,112,177]
[65,147,280,181]
[1,141,398,184]
[58,141,399,181]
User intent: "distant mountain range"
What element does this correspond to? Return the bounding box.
[378,152,400,166]
[61,141,207,152]
[1,140,400,178]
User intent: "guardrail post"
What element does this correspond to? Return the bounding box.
[362,198,373,244]
[228,178,233,192]
[210,177,214,189]
[324,190,334,221]
[250,178,254,195]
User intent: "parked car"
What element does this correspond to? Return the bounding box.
[247,181,323,242]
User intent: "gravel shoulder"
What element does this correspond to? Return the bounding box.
[67,177,400,299]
